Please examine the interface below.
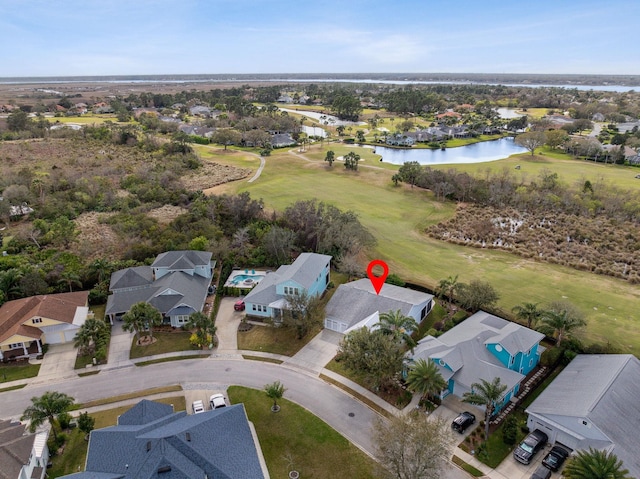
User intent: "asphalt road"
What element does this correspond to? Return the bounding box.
[2,357,468,479]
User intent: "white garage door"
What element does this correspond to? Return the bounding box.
[324,319,346,333]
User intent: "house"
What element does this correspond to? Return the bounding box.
[525,354,640,478]
[385,133,415,147]
[0,419,49,479]
[270,133,296,148]
[105,250,214,326]
[592,112,606,122]
[178,124,215,138]
[324,278,434,334]
[409,311,545,414]
[60,400,268,479]
[243,253,331,320]
[0,292,89,362]
[189,105,212,117]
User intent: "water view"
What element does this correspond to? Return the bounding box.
[375,137,528,166]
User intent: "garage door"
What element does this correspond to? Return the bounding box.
[553,431,579,450]
[325,319,346,333]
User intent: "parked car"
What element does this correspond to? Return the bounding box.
[451,411,476,433]
[530,464,552,479]
[542,445,570,472]
[234,300,245,311]
[513,429,548,464]
[209,393,227,410]
[192,400,205,414]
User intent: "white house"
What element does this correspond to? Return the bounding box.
[0,419,49,479]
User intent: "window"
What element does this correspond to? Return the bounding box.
[529,358,533,367]
[495,344,503,353]
[9,343,23,349]
[31,317,42,324]
[252,305,256,311]
[175,315,189,324]
[509,355,514,366]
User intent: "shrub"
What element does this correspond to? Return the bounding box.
[540,346,562,367]
[502,416,518,445]
[58,412,72,430]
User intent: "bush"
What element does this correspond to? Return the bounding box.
[540,346,563,367]
[58,412,73,430]
[502,416,518,445]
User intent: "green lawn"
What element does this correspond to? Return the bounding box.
[228,386,385,478]
[237,323,322,356]
[129,331,199,359]
[199,145,640,354]
[0,363,40,382]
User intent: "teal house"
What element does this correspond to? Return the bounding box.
[408,311,545,415]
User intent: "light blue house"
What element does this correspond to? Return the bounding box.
[409,311,545,415]
[243,253,331,319]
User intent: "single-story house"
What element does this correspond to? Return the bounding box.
[0,291,90,362]
[106,250,214,326]
[525,354,640,478]
[0,419,49,479]
[409,311,545,414]
[386,133,415,146]
[59,399,267,479]
[243,253,331,320]
[324,278,434,334]
[271,133,296,148]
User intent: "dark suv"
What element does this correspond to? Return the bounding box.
[451,411,476,433]
[513,429,548,464]
[542,445,570,472]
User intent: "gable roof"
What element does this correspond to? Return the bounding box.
[73,401,265,479]
[527,354,640,477]
[109,267,154,290]
[118,400,174,425]
[0,419,42,479]
[0,292,88,344]
[326,279,433,330]
[152,251,212,270]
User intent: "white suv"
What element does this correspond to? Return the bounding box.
[192,400,205,414]
[209,393,227,410]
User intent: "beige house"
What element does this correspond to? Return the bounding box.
[0,291,89,361]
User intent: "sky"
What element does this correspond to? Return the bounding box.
[1,0,639,77]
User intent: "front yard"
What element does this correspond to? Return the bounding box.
[129,331,200,359]
[0,362,40,382]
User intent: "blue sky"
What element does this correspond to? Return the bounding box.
[1,0,639,77]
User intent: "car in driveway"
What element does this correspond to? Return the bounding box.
[513,429,548,464]
[234,300,245,311]
[192,400,205,414]
[451,411,476,433]
[530,464,551,479]
[209,393,227,410]
[542,445,570,472]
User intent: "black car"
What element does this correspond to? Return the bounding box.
[513,429,548,464]
[542,445,570,472]
[451,411,476,433]
[530,464,552,479]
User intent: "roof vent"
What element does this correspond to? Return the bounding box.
[158,466,171,473]
[186,432,191,442]
[146,441,152,452]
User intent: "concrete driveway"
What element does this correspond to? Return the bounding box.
[215,297,244,351]
[34,342,77,381]
[283,329,341,374]
[102,320,135,370]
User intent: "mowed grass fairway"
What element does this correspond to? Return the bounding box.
[199,144,640,354]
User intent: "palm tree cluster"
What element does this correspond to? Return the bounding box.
[563,448,631,479]
[21,391,75,440]
[74,317,111,360]
[186,311,217,348]
[512,300,586,346]
[122,302,163,343]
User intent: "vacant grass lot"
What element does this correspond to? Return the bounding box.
[228,386,385,478]
[200,144,640,354]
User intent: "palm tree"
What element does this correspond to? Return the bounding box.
[537,309,586,346]
[375,310,418,350]
[59,269,82,292]
[462,377,508,440]
[122,302,162,343]
[186,311,217,348]
[405,358,447,403]
[74,317,110,356]
[511,302,541,329]
[21,391,75,441]
[88,258,111,284]
[437,275,459,311]
[563,448,630,479]
[264,381,286,412]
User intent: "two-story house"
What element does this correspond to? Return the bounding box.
[243,253,331,319]
[409,311,545,414]
[106,250,214,326]
[0,419,49,479]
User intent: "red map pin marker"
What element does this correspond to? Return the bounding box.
[367,260,389,295]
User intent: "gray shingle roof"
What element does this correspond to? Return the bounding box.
[152,251,212,270]
[0,420,34,479]
[526,355,640,478]
[109,267,154,291]
[243,268,284,305]
[118,400,174,425]
[278,253,331,289]
[325,278,433,330]
[77,402,265,479]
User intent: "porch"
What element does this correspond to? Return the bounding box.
[1,341,42,363]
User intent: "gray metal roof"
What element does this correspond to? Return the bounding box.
[151,251,212,270]
[325,278,433,329]
[527,355,640,478]
[80,402,265,479]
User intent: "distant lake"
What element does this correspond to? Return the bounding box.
[375,137,527,166]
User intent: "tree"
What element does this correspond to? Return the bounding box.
[405,358,447,402]
[324,150,335,167]
[456,279,499,312]
[515,131,546,156]
[373,414,449,479]
[331,94,362,121]
[545,129,569,149]
[375,309,418,351]
[212,128,242,150]
[122,302,162,343]
[356,130,366,143]
[74,317,110,356]
[264,380,286,412]
[436,275,459,311]
[336,125,345,136]
[77,411,95,438]
[563,448,630,479]
[21,391,75,440]
[7,109,30,131]
[537,308,586,346]
[185,311,216,348]
[511,302,542,329]
[344,151,361,171]
[572,118,594,135]
[462,377,508,441]
[282,290,325,339]
[338,327,405,389]
[398,161,422,188]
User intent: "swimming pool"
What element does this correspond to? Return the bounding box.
[227,274,265,286]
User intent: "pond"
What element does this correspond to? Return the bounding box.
[375,137,528,166]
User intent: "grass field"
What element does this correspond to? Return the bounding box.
[129,331,200,359]
[199,143,640,354]
[228,386,385,478]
